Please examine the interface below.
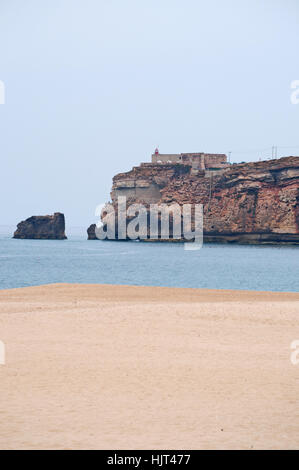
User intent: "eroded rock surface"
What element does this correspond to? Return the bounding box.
[92,157,299,244]
[13,213,67,240]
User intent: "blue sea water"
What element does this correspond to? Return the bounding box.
[0,234,298,292]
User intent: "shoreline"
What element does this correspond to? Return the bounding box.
[1,282,299,301]
[0,283,299,449]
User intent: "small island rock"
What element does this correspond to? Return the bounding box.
[87,224,97,240]
[13,213,67,240]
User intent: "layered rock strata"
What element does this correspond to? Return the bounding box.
[89,157,299,244]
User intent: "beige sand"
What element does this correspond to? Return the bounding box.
[0,283,299,450]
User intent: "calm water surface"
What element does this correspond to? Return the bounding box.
[0,235,298,291]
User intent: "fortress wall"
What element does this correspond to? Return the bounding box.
[204,154,227,168]
[152,153,228,170]
[112,182,162,204]
[152,154,181,164]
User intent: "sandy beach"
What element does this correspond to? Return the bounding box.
[0,283,298,450]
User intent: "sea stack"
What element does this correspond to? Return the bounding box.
[13,213,67,240]
[87,224,97,240]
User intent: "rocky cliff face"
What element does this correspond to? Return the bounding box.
[13,213,67,240]
[93,157,299,244]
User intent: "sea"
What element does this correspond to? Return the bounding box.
[0,232,298,292]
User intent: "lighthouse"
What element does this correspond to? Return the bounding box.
[154,147,159,155]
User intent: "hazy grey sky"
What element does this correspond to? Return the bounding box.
[0,0,298,229]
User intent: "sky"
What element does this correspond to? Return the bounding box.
[0,0,298,231]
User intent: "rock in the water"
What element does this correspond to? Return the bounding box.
[87,224,97,240]
[13,213,67,240]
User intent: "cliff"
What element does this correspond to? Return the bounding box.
[91,156,299,244]
[13,213,67,240]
